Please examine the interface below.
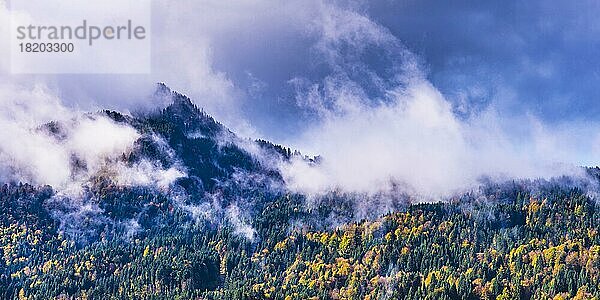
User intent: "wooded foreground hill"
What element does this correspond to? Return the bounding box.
[1,86,599,299]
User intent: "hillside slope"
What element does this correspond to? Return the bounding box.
[1,86,600,299]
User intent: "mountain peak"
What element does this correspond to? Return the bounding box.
[148,83,226,139]
[155,82,172,97]
[153,83,199,118]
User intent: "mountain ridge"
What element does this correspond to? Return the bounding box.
[2,84,600,299]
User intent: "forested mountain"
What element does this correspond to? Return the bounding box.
[1,85,600,299]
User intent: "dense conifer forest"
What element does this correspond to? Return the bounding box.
[2,87,600,299]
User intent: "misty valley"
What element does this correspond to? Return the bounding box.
[1,85,600,299]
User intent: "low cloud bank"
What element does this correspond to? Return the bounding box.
[0,83,185,196]
[280,79,594,200]
[276,3,600,201]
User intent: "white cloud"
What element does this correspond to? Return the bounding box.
[277,3,597,200]
[0,83,184,195]
[280,78,593,200]
[226,204,256,241]
[115,160,185,190]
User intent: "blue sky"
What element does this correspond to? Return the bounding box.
[368,0,600,122]
[3,0,598,139]
[167,0,600,142]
